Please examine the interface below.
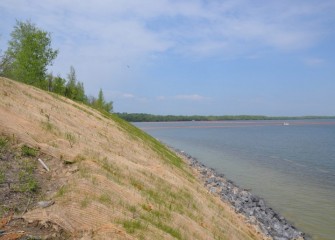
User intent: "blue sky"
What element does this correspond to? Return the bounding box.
[1,0,334,116]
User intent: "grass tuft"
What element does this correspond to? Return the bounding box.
[122,219,144,234]
[80,196,91,208]
[17,159,38,192]
[65,132,76,148]
[98,193,112,205]
[21,145,38,157]
[56,185,69,198]
[0,136,9,149]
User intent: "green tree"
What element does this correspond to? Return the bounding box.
[96,89,113,112]
[96,89,105,109]
[52,75,66,95]
[0,20,58,89]
[75,81,87,102]
[65,66,78,99]
[89,89,113,113]
[65,66,87,102]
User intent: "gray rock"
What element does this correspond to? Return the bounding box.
[37,200,55,208]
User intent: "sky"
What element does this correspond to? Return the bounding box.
[1,0,335,116]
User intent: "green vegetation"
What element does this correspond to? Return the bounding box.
[98,193,112,205]
[80,196,91,208]
[65,132,76,148]
[122,219,144,234]
[41,120,53,131]
[117,113,335,122]
[0,136,8,148]
[89,88,113,113]
[0,137,38,193]
[0,20,58,89]
[0,20,113,114]
[109,114,185,170]
[56,185,69,198]
[18,161,38,192]
[21,145,38,157]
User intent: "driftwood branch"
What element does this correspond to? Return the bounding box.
[37,158,50,172]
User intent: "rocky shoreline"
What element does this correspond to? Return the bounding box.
[174,148,306,240]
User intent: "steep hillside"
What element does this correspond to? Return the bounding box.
[0,77,264,240]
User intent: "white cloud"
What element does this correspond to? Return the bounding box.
[1,0,334,85]
[174,94,208,101]
[157,94,208,101]
[304,57,325,67]
[122,93,135,99]
[157,96,166,101]
[156,94,209,101]
[2,0,333,56]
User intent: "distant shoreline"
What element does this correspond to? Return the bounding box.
[117,113,335,122]
[170,146,306,240]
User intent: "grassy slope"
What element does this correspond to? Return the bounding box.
[0,77,264,240]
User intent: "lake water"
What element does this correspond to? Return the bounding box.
[134,120,335,240]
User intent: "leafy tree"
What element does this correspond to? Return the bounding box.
[96,89,105,109]
[98,89,113,112]
[65,66,77,99]
[52,74,66,95]
[65,66,87,102]
[90,89,113,112]
[75,81,87,102]
[0,20,58,89]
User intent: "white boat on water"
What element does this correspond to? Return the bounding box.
[283,122,290,126]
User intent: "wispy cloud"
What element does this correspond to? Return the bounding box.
[1,0,334,94]
[1,0,333,59]
[303,57,326,67]
[121,93,136,99]
[174,94,208,101]
[157,94,209,101]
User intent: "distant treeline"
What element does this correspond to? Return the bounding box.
[116,113,335,122]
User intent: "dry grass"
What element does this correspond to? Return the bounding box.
[0,77,265,239]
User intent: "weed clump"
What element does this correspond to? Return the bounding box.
[122,219,144,234]
[98,193,111,205]
[65,132,76,148]
[21,145,38,157]
[17,159,38,192]
[0,136,9,149]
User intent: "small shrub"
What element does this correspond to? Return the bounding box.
[18,170,38,192]
[21,145,38,157]
[24,178,38,192]
[128,205,137,213]
[80,197,91,208]
[14,159,38,192]
[131,178,144,191]
[122,219,143,233]
[65,132,76,148]
[98,193,111,205]
[41,120,54,132]
[156,222,182,239]
[0,136,8,148]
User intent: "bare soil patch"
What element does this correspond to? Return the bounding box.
[0,134,70,239]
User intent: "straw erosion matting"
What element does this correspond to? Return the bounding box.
[0,77,264,240]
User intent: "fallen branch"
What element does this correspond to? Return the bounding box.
[37,158,50,172]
